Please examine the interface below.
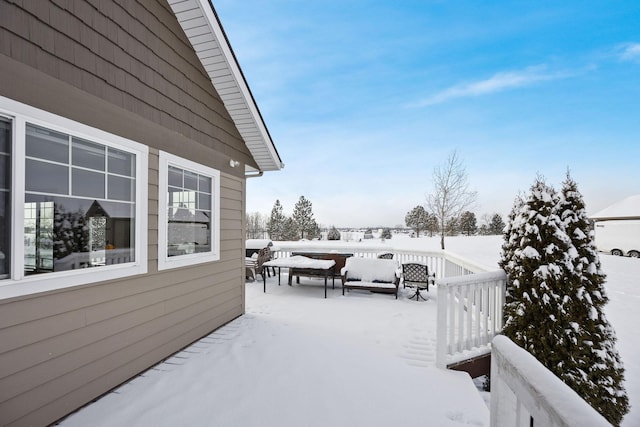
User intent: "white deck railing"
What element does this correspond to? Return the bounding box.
[435,270,507,368]
[270,242,503,367]
[490,335,611,427]
[271,243,490,279]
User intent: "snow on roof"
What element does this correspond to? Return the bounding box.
[589,195,640,220]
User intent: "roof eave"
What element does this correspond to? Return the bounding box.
[167,0,283,173]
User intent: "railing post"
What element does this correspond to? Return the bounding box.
[436,278,448,369]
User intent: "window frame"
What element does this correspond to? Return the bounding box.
[0,115,12,281]
[0,96,148,300]
[157,150,220,270]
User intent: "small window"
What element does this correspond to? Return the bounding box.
[158,151,220,270]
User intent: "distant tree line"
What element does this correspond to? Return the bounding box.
[405,206,505,238]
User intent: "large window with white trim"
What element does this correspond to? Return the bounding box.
[158,151,220,270]
[24,124,137,274]
[0,97,148,299]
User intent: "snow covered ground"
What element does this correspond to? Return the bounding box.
[59,235,639,426]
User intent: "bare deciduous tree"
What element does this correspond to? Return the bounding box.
[246,212,267,239]
[427,150,477,249]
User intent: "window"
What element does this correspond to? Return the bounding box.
[158,151,220,270]
[0,96,148,299]
[0,117,11,279]
[24,124,137,275]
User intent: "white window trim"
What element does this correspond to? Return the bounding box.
[158,150,220,270]
[0,96,148,300]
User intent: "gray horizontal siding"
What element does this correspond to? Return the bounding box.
[0,0,257,168]
[0,1,253,425]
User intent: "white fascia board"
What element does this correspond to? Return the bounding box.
[167,0,283,172]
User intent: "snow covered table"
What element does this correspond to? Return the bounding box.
[262,256,336,298]
[290,251,353,281]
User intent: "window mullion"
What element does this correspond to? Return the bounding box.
[12,117,26,281]
[67,135,72,196]
[104,148,109,200]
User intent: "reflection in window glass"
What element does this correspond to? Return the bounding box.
[0,118,11,278]
[72,137,105,171]
[24,195,135,275]
[108,147,134,177]
[23,123,136,276]
[198,175,211,193]
[26,125,69,163]
[25,159,69,194]
[24,201,54,273]
[72,168,105,198]
[108,175,134,201]
[168,166,182,187]
[167,167,212,257]
[184,170,198,190]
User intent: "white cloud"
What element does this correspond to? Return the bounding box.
[413,65,567,107]
[618,43,640,62]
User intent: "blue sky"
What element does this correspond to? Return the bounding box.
[215,1,640,228]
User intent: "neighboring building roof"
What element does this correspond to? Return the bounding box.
[167,0,283,173]
[590,195,640,220]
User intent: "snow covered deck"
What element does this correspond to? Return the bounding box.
[58,236,640,426]
[59,273,490,426]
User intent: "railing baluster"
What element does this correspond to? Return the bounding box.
[436,270,507,367]
[448,286,457,355]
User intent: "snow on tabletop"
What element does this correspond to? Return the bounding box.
[263,255,335,269]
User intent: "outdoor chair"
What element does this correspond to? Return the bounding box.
[377,252,394,259]
[245,255,258,281]
[402,263,433,301]
[256,247,276,279]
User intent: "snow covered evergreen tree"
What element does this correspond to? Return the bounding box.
[380,227,392,240]
[292,196,316,239]
[557,174,628,424]
[488,213,506,235]
[405,205,429,237]
[280,217,298,241]
[500,176,629,425]
[499,195,524,272]
[500,177,572,362]
[267,200,286,240]
[459,211,478,236]
[327,226,341,240]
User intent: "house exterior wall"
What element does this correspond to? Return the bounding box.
[0,1,250,426]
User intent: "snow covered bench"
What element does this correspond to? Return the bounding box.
[340,257,400,299]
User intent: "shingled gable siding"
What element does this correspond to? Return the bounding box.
[0,1,249,426]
